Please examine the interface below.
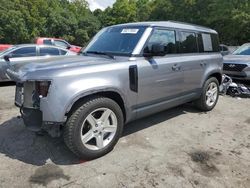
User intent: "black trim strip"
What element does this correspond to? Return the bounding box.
[129,65,138,92]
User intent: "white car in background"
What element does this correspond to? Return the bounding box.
[0,44,76,82]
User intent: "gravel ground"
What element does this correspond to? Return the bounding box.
[0,83,249,188]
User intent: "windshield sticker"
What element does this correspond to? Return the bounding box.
[121,29,139,34]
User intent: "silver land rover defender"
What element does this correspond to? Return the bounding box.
[8,21,223,159]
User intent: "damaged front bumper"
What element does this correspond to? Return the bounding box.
[15,82,63,137]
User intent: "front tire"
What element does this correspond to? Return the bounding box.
[195,77,219,111]
[63,96,124,160]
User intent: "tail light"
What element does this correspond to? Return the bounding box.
[35,81,51,97]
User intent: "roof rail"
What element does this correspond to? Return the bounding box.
[167,20,211,30]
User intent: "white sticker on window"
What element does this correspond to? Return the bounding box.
[121,29,139,34]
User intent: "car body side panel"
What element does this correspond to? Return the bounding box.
[135,56,183,117]
[182,53,222,91]
[13,52,222,123]
[9,22,223,129]
[39,61,138,123]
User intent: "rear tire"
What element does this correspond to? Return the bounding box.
[195,77,219,111]
[63,96,124,160]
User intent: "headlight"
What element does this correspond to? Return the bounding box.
[35,81,51,97]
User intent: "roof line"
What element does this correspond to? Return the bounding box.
[167,20,212,30]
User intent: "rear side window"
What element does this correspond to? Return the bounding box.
[198,33,220,52]
[40,47,60,56]
[179,32,198,53]
[59,49,67,55]
[11,47,36,57]
[202,33,213,52]
[147,29,177,54]
[43,39,53,45]
[54,40,69,48]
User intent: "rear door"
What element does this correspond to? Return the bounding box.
[177,31,205,93]
[179,31,221,93]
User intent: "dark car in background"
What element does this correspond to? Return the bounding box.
[223,43,250,80]
[0,44,76,81]
[35,37,82,53]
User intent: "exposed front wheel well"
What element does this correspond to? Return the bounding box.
[208,73,222,85]
[66,91,126,122]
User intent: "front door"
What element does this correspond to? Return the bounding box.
[135,28,184,118]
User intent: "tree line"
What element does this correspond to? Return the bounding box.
[0,0,249,46]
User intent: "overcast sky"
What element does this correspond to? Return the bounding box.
[87,0,116,11]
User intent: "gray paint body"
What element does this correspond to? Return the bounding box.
[7,21,223,127]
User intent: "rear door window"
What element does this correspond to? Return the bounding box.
[10,47,37,58]
[179,32,198,53]
[39,47,60,56]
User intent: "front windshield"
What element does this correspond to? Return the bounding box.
[233,44,250,55]
[84,26,147,56]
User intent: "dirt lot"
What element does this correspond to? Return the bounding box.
[0,83,249,188]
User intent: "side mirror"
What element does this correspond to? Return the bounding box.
[143,44,166,57]
[66,45,71,50]
[3,55,10,62]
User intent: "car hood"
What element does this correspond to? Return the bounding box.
[223,55,250,64]
[6,55,128,81]
[15,55,117,71]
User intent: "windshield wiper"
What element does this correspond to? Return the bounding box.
[84,51,115,59]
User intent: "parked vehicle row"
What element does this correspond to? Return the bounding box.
[0,44,76,81]
[0,37,82,53]
[7,21,223,159]
[35,37,82,53]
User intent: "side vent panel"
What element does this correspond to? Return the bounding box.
[129,65,138,92]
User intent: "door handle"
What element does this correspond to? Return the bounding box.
[172,64,181,71]
[200,62,207,67]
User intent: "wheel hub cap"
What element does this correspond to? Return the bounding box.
[80,108,118,150]
[205,82,218,107]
